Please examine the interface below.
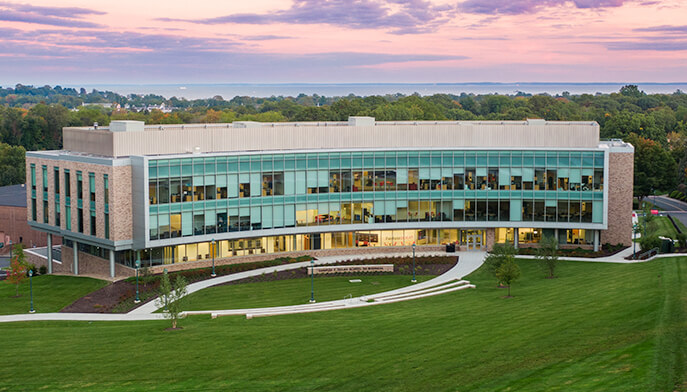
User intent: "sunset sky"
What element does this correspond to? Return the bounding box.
[1,0,686,85]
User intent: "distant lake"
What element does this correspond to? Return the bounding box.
[72,83,687,100]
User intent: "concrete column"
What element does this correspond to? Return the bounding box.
[109,249,115,279]
[513,228,519,249]
[594,230,600,252]
[73,240,79,275]
[554,229,559,249]
[46,234,53,274]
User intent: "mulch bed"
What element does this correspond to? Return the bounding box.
[61,280,160,314]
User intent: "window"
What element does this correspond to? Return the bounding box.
[104,175,109,205]
[89,173,96,202]
[64,170,71,197]
[30,164,36,221]
[90,210,96,235]
[105,213,109,239]
[54,167,60,194]
[42,165,47,192]
[78,208,84,233]
[77,171,83,200]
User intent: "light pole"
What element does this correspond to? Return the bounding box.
[211,239,216,277]
[134,258,141,303]
[309,258,316,303]
[9,239,12,260]
[29,269,35,313]
[163,268,168,312]
[411,242,417,283]
[633,224,638,259]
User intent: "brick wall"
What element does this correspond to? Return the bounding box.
[601,151,634,246]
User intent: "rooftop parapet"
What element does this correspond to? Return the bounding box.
[61,117,602,158]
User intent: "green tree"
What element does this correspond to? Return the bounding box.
[626,133,678,202]
[536,235,559,278]
[0,142,26,186]
[156,270,188,329]
[484,243,517,286]
[495,259,521,297]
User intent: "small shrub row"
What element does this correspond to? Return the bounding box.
[669,190,687,202]
[517,243,625,258]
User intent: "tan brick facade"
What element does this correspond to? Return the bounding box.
[601,151,634,246]
[25,156,133,242]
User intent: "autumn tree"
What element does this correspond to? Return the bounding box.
[6,244,28,297]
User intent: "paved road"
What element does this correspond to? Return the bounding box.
[648,195,687,228]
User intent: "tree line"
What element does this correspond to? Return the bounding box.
[1,84,686,199]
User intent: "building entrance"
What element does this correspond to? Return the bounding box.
[460,229,484,251]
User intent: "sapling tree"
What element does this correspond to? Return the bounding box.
[536,235,559,278]
[6,244,28,297]
[483,242,517,286]
[155,270,188,329]
[496,259,521,298]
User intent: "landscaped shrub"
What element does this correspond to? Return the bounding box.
[39,265,47,275]
[677,233,687,248]
[639,235,662,252]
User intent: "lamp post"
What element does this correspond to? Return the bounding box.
[29,269,35,313]
[633,224,638,259]
[163,268,168,312]
[134,258,141,303]
[9,239,12,260]
[309,258,316,303]
[211,239,216,277]
[411,242,417,283]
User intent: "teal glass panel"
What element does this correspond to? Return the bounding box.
[430,152,441,166]
[148,165,157,179]
[545,199,557,207]
[465,153,476,166]
[193,175,204,186]
[583,153,594,167]
[593,201,603,222]
[510,199,522,221]
[419,168,430,179]
[523,152,534,166]
[307,155,318,169]
[522,168,534,181]
[284,172,295,195]
[296,156,307,170]
[386,154,396,167]
[570,152,582,166]
[397,168,408,183]
[250,207,261,223]
[273,205,284,227]
[158,164,169,177]
[488,152,499,166]
[535,152,546,167]
[205,211,216,226]
[476,154,487,166]
[363,153,374,167]
[273,157,284,171]
[216,199,228,208]
[250,173,261,196]
[330,157,340,169]
[306,171,317,187]
[397,153,407,167]
[511,153,522,166]
[204,159,215,174]
[352,193,363,201]
[476,167,487,176]
[251,158,261,172]
[285,205,295,226]
[453,153,464,166]
[262,206,272,228]
[228,199,239,207]
[182,212,192,236]
[594,152,604,167]
[500,154,510,166]
[284,196,295,204]
[194,160,204,175]
[375,153,385,167]
[170,204,181,213]
[227,158,238,172]
[341,154,351,168]
[453,199,464,209]
[408,153,419,166]
[262,158,273,171]
[295,171,306,194]
[352,153,363,168]
[204,175,215,186]
[228,174,238,198]
[558,153,569,167]
[239,198,251,206]
[499,168,510,186]
[285,157,295,170]
[170,163,181,176]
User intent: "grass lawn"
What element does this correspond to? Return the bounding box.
[0,258,685,391]
[0,275,108,315]
[644,216,681,239]
[180,274,436,311]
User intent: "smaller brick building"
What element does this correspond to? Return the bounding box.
[0,184,59,254]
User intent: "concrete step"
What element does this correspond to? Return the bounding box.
[373,280,471,302]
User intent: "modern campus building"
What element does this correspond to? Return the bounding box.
[25,117,634,278]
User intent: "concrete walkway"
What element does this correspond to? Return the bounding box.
[130,251,465,315]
